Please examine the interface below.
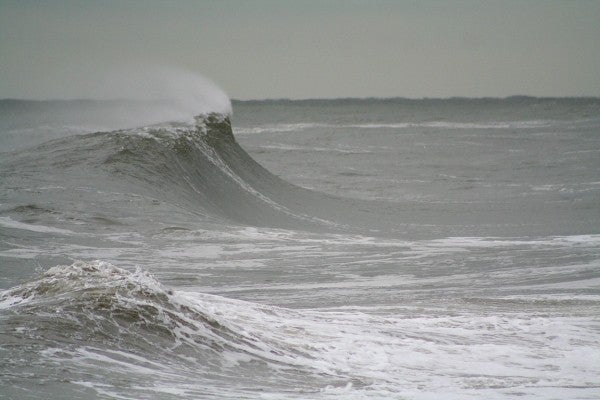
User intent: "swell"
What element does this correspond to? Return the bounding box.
[2,109,592,239]
[1,111,400,235]
[1,113,330,231]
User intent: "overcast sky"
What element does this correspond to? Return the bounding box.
[1,0,599,100]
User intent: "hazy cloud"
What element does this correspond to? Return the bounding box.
[1,0,599,99]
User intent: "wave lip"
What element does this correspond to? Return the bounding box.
[195,112,235,142]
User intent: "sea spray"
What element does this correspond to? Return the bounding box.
[94,65,232,120]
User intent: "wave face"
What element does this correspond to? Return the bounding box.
[0,111,338,232]
[1,97,600,399]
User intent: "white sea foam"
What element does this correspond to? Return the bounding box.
[3,259,599,399]
[0,216,74,235]
[234,123,328,135]
[234,120,557,135]
[253,143,373,154]
[179,290,600,398]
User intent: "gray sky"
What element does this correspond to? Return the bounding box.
[1,0,599,100]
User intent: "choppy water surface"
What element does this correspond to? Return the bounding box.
[1,97,599,399]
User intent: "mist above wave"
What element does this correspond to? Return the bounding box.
[94,65,232,119]
[0,67,232,150]
[2,65,231,127]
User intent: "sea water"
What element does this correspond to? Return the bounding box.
[1,97,599,399]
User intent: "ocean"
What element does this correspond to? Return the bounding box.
[1,97,599,399]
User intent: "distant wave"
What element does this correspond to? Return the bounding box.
[234,120,561,135]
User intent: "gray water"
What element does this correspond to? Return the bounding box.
[1,97,599,399]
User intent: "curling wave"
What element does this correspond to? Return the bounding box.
[1,112,351,233]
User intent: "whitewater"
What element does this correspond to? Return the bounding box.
[1,94,599,399]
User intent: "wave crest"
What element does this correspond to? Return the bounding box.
[1,261,270,358]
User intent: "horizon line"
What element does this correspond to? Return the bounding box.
[1,94,600,103]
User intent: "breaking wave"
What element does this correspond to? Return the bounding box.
[1,112,348,232]
[2,260,598,399]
